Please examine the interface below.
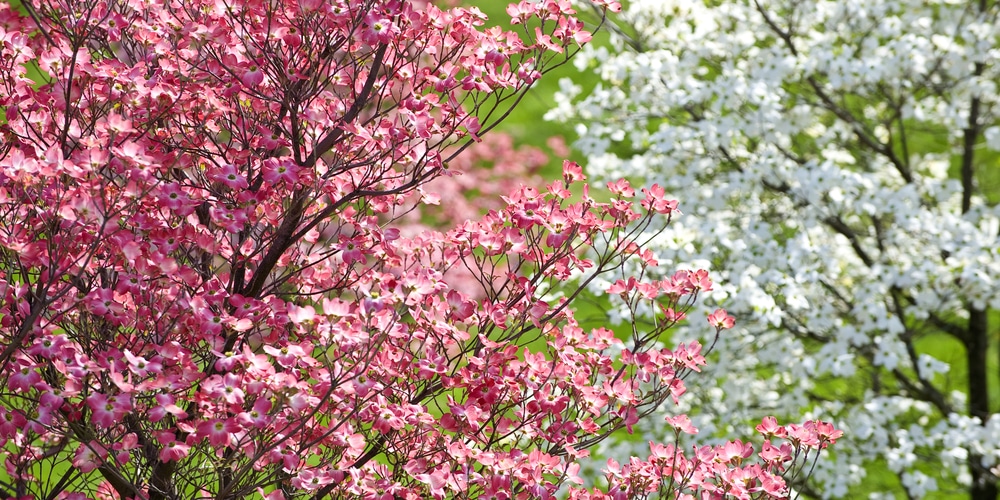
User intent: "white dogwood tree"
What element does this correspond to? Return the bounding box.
[549,0,1000,498]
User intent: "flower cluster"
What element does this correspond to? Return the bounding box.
[570,417,842,500]
[550,0,1000,496]
[0,0,837,498]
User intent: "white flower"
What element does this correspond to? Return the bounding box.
[549,0,1000,495]
[901,471,938,498]
[985,126,1000,151]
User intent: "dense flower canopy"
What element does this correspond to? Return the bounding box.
[550,0,1000,497]
[0,0,840,498]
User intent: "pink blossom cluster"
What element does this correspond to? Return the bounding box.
[568,418,842,499]
[0,0,835,498]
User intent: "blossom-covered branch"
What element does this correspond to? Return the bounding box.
[0,0,837,498]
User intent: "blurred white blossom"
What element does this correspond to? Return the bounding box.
[553,0,1000,497]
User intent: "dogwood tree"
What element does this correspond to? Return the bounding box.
[548,0,1000,497]
[0,0,840,498]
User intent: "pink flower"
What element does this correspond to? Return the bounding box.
[757,471,788,496]
[673,341,706,371]
[209,205,249,233]
[664,414,698,435]
[687,269,713,291]
[506,0,537,24]
[242,66,264,87]
[73,441,109,473]
[562,160,586,183]
[759,439,792,465]
[464,115,482,141]
[554,17,592,46]
[287,304,316,325]
[297,0,322,12]
[57,193,103,222]
[196,418,242,448]
[27,334,68,359]
[361,14,399,45]
[33,390,65,431]
[338,235,367,265]
[8,362,40,393]
[618,405,639,433]
[262,158,300,185]
[808,420,844,447]
[263,343,310,369]
[156,431,190,462]
[649,441,677,463]
[149,393,188,422]
[755,416,787,438]
[87,393,131,429]
[87,288,125,319]
[210,164,249,190]
[534,27,563,53]
[708,308,736,330]
[0,408,27,439]
[718,440,754,465]
[607,277,635,296]
[446,290,475,322]
[238,398,273,429]
[658,304,687,323]
[4,148,39,177]
[785,423,821,448]
[291,469,333,491]
[212,349,244,373]
[640,184,678,214]
[607,178,634,197]
[106,113,134,134]
[201,373,246,405]
[123,350,162,378]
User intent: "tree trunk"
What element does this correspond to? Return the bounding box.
[966,306,997,500]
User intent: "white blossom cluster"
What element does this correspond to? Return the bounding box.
[552,0,1000,497]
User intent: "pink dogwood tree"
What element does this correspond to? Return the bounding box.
[0,0,838,498]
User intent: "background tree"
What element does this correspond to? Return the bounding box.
[0,0,838,498]
[549,0,1000,498]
